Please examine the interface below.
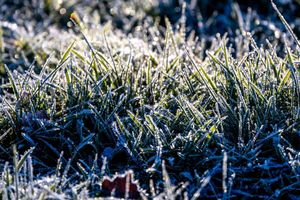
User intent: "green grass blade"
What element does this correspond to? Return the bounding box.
[4,64,19,100]
[61,40,76,63]
[17,147,35,172]
[271,0,300,48]
[278,70,291,93]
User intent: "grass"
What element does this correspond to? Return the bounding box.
[0,0,300,199]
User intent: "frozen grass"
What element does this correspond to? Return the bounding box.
[0,0,300,199]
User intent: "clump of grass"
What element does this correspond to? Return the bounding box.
[0,0,300,199]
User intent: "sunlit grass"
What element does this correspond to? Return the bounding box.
[0,0,299,199]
